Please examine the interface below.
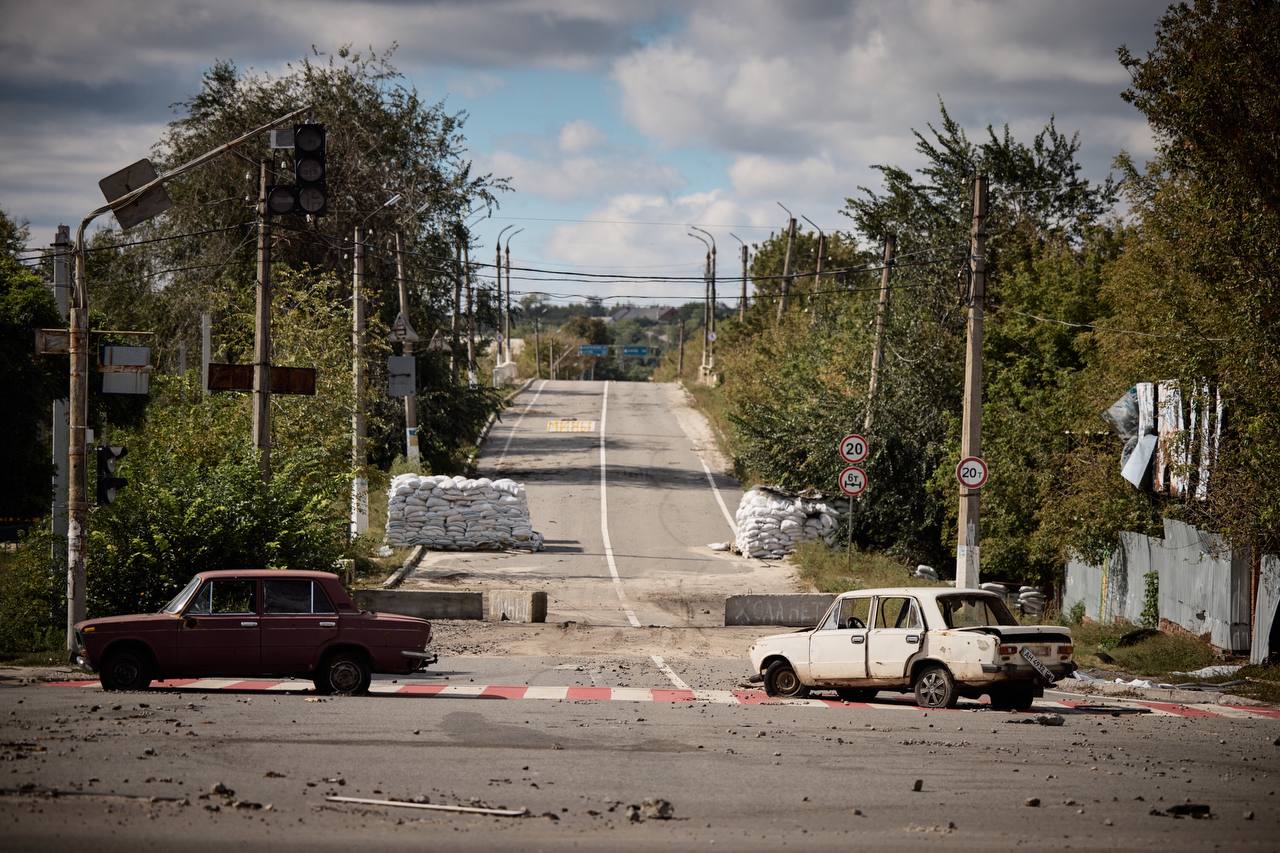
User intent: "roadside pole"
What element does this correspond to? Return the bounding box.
[351,225,368,538]
[200,312,211,397]
[395,231,419,462]
[451,240,461,382]
[776,212,796,321]
[708,242,717,369]
[252,161,272,480]
[463,238,475,384]
[677,322,684,376]
[863,233,896,433]
[50,226,70,560]
[955,174,988,589]
[534,317,542,379]
[738,239,748,322]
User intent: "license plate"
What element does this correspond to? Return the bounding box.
[1020,646,1056,684]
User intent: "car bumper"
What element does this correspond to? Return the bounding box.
[401,650,438,670]
[69,649,96,673]
[981,661,1076,678]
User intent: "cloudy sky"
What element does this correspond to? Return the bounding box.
[0,0,1168,303]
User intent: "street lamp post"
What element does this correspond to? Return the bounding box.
[690,225,716,371]
[729,232,748,322]
[496,225,515,364]
[504,228,524,364]
[686,231,710,371]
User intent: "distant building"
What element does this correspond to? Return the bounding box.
[605,305,680,324]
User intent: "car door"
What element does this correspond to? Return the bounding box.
[808,596,871,681]
[259,578,341,674]
[866,596,924,679]
[174,578,261,676]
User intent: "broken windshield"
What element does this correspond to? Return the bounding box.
[937,593,1018,628]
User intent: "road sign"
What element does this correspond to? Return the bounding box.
[838,433,868,463]
[207,364,316,395]
[708,331,717,342]
[387,355,416,397]
[390,311,419,344]
[955,456,989,489]
[578,344,609,356]
[98,158,172,231]
[838,465,868,497]
[622,346,649,357]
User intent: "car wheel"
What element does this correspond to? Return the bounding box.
[913,665,958,709]
[100,648,153,691]
[763,660,809,698]
[835,687,877,702]
[1006,683,1035,711]
[315,652,371,695]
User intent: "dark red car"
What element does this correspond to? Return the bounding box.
[72,570,435,694]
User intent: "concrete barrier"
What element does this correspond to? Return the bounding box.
[486,589,548,623]
[355,589,484,621]
[724,594,835,627]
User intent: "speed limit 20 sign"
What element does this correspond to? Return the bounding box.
[838,465,868,497]
[838,433,868,463]
[955,455,989,489]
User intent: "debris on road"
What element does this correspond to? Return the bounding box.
[325,795,527,817]
[1006,713,1065,727]
[1024,798,1040,807]
[1160,803,1212,819]
[912,779,923,792]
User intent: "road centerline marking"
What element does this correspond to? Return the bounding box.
[650,655,691,690]
[496,379,547,467]
[599,381,641,628]
[697,456,738,535]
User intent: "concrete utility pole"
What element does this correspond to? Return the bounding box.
[351,225,368,539]
[730,232,748,322]
[496,225,515,363]
[802,215,825,325]
[50,225,70,560]
[463,237,476,383]
[776,204,797,321]
[534,315,542,379]
[504,229,523,363]
[690,225,716,371]
[451,241,462,382]
[395,231,419,462]
[677,322,685,376]
[864,233,896,434]
[956,173,988,589]
[200,312,211,396]
[252,161,272,480]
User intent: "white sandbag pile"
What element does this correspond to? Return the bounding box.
[385,474,542,551]
[734,486,840,559]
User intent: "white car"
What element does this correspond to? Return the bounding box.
[747,587,1075,709]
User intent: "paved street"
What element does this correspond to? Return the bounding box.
[3,380,1278,850]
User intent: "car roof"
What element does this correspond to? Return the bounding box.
[837,587,993,598]
[195,570,339,581]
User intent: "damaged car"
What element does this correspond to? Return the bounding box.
[748,587,1075,709]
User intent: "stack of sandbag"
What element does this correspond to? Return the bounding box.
[1017,586,1047,618]
[734,486,840,559]
[384,474,542,551]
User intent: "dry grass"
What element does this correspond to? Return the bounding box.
[793,541,947,594]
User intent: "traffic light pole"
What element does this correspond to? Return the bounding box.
[62,104,311,652]
[252,161,272,479]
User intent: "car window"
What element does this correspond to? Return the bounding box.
[837,597,871,630]
[875,597,922,630]
[163,576,201,614]
[186,579,256,615]
[937,594,1017,628]
[265,580,335,615]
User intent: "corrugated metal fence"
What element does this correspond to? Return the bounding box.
[1063,518,1276,661]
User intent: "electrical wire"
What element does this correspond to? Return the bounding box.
[14,221,254,262]
[991,306,1231,343]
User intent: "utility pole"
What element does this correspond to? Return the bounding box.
[534,316,542,379]
[463,238,475,384]
[395,231,419,462]
[730,233,748,322]
[776,208,797,321]
[200,312,211,396]
[863,233,896,434]
[451,241,462,382]
[504,242,512,363]
[677,322,685,376]
[252,161,272,480]
[494,237,503,363]
[956,173,988,589]
[708,241,717,369]
[351,225,368,539]
[50,225,70,561]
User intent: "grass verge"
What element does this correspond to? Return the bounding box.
[793,541,946,594]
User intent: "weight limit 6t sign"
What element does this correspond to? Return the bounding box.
[838,466,868,497]
[955,456,989,489]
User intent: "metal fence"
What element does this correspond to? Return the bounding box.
[1063,518,1272,658]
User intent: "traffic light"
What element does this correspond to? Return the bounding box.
[293,123,326,216]
[264,123,327,217]
[96,445,128,505]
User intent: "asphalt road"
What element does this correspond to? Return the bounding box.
[5,379,1279,850]
[402,379,796,627]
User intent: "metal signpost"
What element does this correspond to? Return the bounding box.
[837,433,870,555]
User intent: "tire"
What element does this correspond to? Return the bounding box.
[99,647,153,691]
[1006,683,1035,712]
[762,660,809,698]
[913,665,958,709]
[835,687,877,702]
[314,651,371,695]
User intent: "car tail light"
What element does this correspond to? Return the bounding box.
[1059,645,1073,658]
[998,645,1017,656]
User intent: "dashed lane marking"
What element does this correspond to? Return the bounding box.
[42,680,1280,719]
[546,419,596,432]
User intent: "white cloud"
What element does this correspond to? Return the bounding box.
[558,120,607,154]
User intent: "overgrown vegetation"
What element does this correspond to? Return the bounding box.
[792,541,946,595]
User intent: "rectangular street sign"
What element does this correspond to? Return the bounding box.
[387,355,416,397]
[622,346,649,357]
[578,344,609,356]
[36,328,69,355]
[98,158,173,231]
[207,363,316,395]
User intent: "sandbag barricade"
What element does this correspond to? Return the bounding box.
[385,474,543,551]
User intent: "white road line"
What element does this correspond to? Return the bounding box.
[496,379,548,467]
[698,456,738,535]
[650,655,691,690]
[599,380,642,628]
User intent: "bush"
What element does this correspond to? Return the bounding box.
[0,527,65,657]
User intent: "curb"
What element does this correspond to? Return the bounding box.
[382,545,425,589]
[1055,679,1266,707]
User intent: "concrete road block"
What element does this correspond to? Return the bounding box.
[487,590,548,623]
[355,589,484,620]
[724,594,836,627]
